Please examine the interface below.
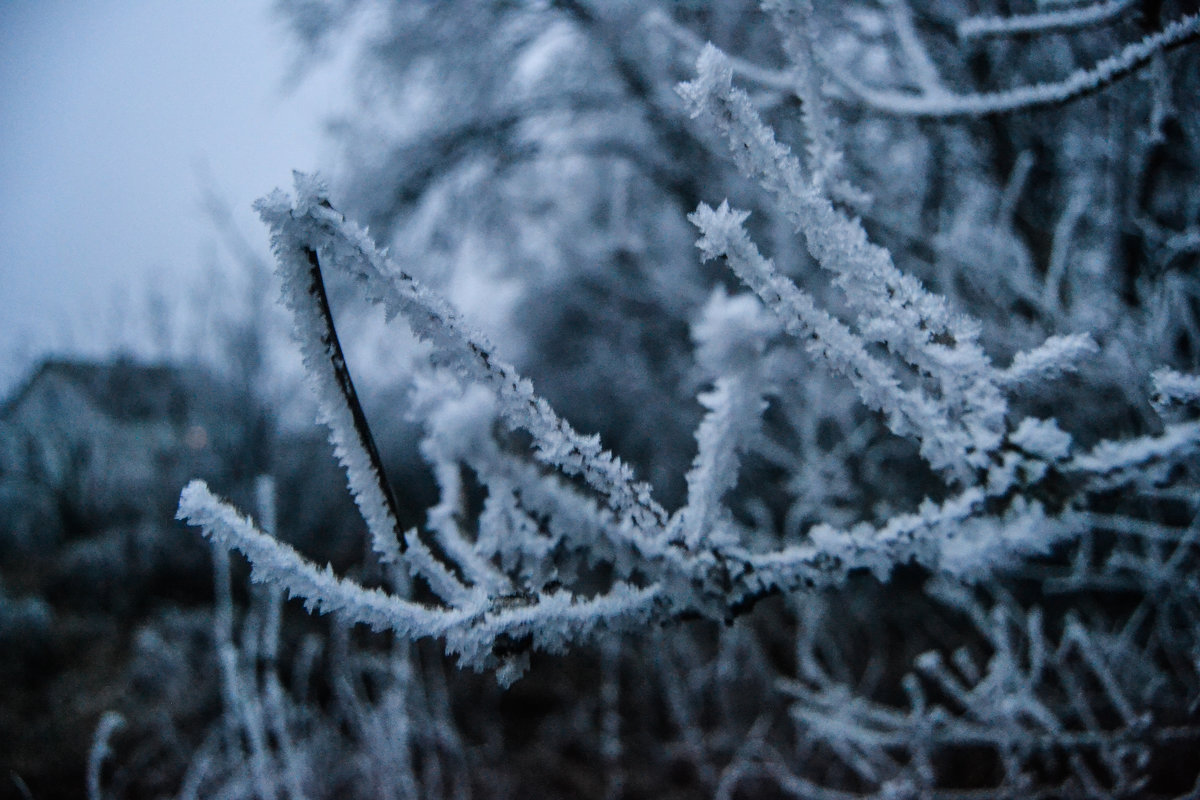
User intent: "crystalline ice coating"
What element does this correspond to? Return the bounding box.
[177,27,1200,691]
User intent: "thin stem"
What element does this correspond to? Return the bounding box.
[959,0,1137,40]
[302,246,406,552]
[826,13,1200,118]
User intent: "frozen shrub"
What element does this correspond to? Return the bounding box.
[170,2,1200,797]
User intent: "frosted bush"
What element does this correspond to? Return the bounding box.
[168,1,1200,796]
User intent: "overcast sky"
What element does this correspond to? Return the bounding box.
[0,0,349,393]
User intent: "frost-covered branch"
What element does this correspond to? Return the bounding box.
[958,0,1137,40]
[780,566,1200,797]
[180,481,476,640]
[87,712,124,800]
[671,292,773,551]
[763,0,873,209]
[679,46,1006,477]
[269,208,405,567]
[688,201,981,474]
[1069,422,1200,487]
[881,0,948,94]
[645,8,799,94]
[999,334,1099,388]
[826,12,1200,117]
[178,480,663,681]
[255,178,670,541]
[175,24,1200,689]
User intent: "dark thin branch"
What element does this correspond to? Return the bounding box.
[302,246,406,552]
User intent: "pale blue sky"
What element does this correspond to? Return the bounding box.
[0,0,348,392]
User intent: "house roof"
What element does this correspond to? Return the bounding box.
[1,357,230,425]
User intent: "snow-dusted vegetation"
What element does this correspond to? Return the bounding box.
[162,1,1200,796]
[9,1,1199,798]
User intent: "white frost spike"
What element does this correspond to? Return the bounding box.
[675,374,766,551]
[1010,418,1073,462]
[1151,368,1200,414]
[675,289,775,550]
[1070,422,1200,480]
[1002,334,1098,388]
[692,288,779,377]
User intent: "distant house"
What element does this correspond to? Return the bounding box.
[0,360,273,796]
[0,357,269,548]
